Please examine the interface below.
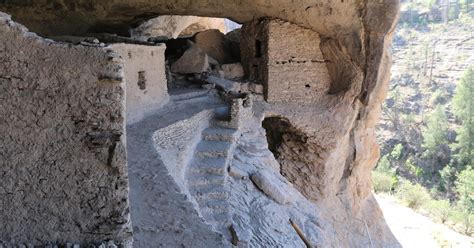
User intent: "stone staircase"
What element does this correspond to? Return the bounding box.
[186,108,238,235]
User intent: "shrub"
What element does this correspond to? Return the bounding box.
[405,157,424,178]
[372,171,396,193]
[390,143,404,160]
[426,199,452,223]
[451,204,474,236]
[396,180,431,209]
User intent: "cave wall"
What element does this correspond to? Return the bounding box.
[131,15,226,41]
[111,43,169,125]
[0,13,132,246]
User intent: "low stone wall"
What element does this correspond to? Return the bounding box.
[0,13,131,246]
[111,43,169,125]
[152,109,214,191]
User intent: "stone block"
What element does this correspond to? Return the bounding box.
[194,29,233,64]
[251,170,293,204]
[221,63,244,79]
[171,46,209,74]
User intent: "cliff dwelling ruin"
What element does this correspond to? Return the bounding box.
[0,1,401,247]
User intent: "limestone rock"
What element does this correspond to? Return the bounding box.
[131,15,226,41]
[251,170,293,204]
[194,29,234,64]
[171,46,209,74]
[229,166,248,179]
[249,83,264,94]
[225,28,241,61]
[221,63,244,80]
[230,224,252,246]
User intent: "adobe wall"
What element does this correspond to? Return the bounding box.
[0,13,132,246]
[110,44,169,125]
[241,19,332,103]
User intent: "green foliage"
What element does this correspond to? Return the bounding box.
[430,89,445,105]
[417,0,436,9]
[396,180,431,209]
[373,155,398,193]
[405,157,424,178]
[439,164,455,192]
[376,155,392,173]
[455,166,474,212]
[426,199,452,223]
[372,171,396,193]
[422,105,449,159]
[452,67,474,167]
[391,143,404,160]
[451,204,474,236]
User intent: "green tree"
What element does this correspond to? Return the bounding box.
[391,143,404,160]
[455,166,474,212]
[452,67,474,168]
[422,105,449,172]
[439,164,455,194]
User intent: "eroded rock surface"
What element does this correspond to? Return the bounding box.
[131,15,226,41]
[0,1,402,247]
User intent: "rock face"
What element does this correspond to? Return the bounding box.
[131,15,226,41]
[0,1,401,247]
[171,46,209,74]
[194,29,234,64]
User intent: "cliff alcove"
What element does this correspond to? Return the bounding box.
[0,1,401,247]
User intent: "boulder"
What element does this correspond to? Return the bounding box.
[251,170,294,204]
[225,28,241,61]
[131,15,226,41]
[171,46,209,74]
[221,63,244,79]
[194,29,234,64]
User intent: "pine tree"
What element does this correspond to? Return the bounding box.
[455,166,474,213]
[422,105,449,172]
[422,105,449,155]
[452,66,474,168]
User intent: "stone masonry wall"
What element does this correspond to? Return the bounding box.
[241,19,332,103]
[111,43,169,125]
[0,13,132,246]
[266,19,332,103]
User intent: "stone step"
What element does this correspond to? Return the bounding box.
[202,127,237,142]
[212,119,235,129]
[201,210,229,224]
[202,207,230,221]
[198,199,229,210]
[170,89,210,102]
[187,175,226,188]
[195,140,232,158]
[191,185,229,197]
[188,157,228,176]
[207,213,232,229]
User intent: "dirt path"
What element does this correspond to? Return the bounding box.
[375,194,473,248]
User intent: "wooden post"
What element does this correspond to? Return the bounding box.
[289,219,313,248]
